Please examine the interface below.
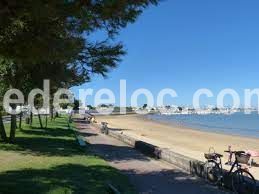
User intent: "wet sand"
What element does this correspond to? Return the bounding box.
[96,114,259,179]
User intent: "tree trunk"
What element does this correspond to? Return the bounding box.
[9,114,17,143]
[19,112,22,129]
[25,117,30,124]
[38,112,43,129]
[30,112,33,126]
[0,113,7,142]
[50,104,54,121]
[55,112,59,118]
[45,115,48,128]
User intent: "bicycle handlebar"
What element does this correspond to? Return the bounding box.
[224,150,245,154]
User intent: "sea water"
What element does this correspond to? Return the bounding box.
[146,112,259,139]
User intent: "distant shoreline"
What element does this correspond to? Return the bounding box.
[145,113,259,139]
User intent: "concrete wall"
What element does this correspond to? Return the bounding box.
[94,123,202,173]
[108,130,202,174]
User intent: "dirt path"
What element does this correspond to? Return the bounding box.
[75,119,228,194]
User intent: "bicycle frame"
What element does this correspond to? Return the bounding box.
[208,156,223,170]
[227,159,241,175]
[209,156,240,176]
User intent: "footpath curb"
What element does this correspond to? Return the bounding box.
[69,122,88,147]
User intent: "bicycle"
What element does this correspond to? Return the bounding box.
[204,148,256,194]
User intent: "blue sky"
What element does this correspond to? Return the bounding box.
[71,0,259,107]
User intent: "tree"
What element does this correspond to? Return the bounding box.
[178,106,183,111]
[126,107,133,113]
[0,0,159,66]
[0,83,8,141]
[0,0,159,142]
[0,107,7,142]
[87,105,94,110]
[165,105,171,109]
[73,100,80,111]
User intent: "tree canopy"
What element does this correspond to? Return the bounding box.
[0,0,159,95]
[0,0,159,142]
[0,0,158,79]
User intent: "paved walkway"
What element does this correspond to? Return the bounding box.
[75,119,228,194]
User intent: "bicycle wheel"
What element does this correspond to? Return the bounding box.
[205,160,221,184]
[232,169,256,194]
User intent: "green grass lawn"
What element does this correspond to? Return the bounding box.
[0,116,135,194]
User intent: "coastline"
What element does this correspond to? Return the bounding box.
[145,114,259,140]
[95,114,259,179]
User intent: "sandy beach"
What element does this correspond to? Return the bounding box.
[96,114,259,179]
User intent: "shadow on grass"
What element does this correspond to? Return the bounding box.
[20,127,74,138]
[0,136,83,157]
[0,164,134,194]
[0,118,83,157]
